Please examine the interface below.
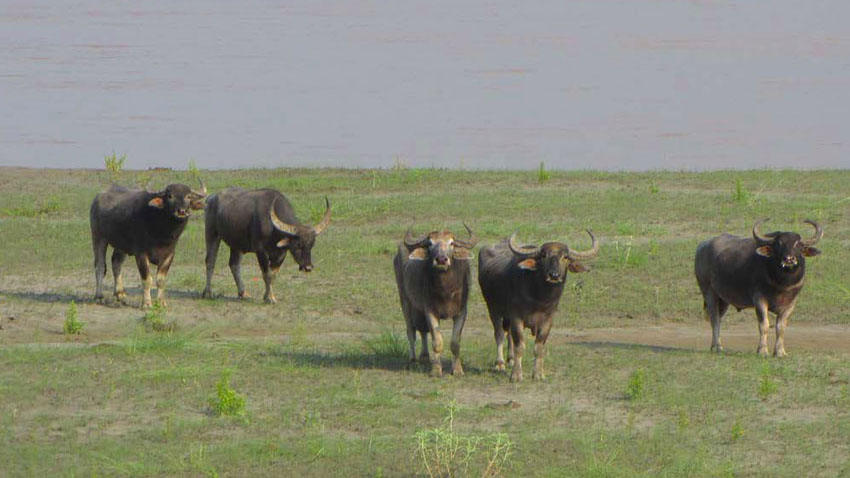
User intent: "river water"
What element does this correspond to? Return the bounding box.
[2,1,849,170]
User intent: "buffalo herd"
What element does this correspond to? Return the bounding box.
[89,180,824,381]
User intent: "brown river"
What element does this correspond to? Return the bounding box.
[2,1,849,170]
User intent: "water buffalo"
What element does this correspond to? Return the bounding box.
[393,226,477,377]
[90,179,207,308]
[478,230,599,382]
[201,188,330,303]
[695,218,823,357]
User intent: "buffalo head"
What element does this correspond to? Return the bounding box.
[269,197,331,272]
[404,224,478,271]
[508,230,599,283]
[147,178,207,220]
[752,218,822,272]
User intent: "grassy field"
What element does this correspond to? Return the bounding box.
[1,167,849,477]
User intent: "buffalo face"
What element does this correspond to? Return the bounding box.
[508,231,599,283]
[404,225,478,271]
[753,219,823,273]
[147,179,207,220]
[270,197,331,273]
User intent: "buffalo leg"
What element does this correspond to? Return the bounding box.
[755,298,770,357]
[774,303,796,358]
[202,233,221,299]
[93,238,108,303]
[111,250,128,304]
[704,291,725,353]
[532,318,553,380]
[135,254,154,309]
[256,251,277,304]
[404,307,418,365]
[419,330,430,364]
[228,248,249,299]
[426,313,443,377]
[509,318,525,382]
[154,253,174,307]
[450,310,466,376]
[493,322,507,371]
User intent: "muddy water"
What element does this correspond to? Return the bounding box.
[2,1,849,170]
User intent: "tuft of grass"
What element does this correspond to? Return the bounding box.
[209,369,247,419]
[365,328,408,360]
[63,300,84,335]
[625,369,645,400]
[143,301,176,332]
[730,416,745,442]
[758,364,779,401]
[537,161,551,184]
[732,178,751,204]
[104,151,126,182]
[414,401,512,478]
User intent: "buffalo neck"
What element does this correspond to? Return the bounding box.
[765,257,806,289]
[427,263,467,295]
[142,206,188,242]
[521,271,565,303]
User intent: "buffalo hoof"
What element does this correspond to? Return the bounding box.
[430,362,443,378]
[201,289,213,299]
[510,370,523,383]
[494,360,506,372]
[710,345,724,353]
[757,346,769,357]
[114,294,128,306]
[264,295,277,304]
[451,361,464,377]
[238,291,250,299]
[94,295,106,305]
[774,349,788,358]
[140,302,152,310]
[532,370,545,381]
[419,354,430,365]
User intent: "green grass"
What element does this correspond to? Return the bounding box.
[1,167,850,476]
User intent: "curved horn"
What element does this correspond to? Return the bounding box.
[566,229,600,261]
[508,232,541,258]
[454,223,478,249]
[313,197,332,235]
[270,198,298,236]
[189,177,207,199]
[404,228,430,250]
[752,218,772,243]
[801,219,823,246]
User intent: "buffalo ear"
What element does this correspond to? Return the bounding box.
[453,248,474,260]
[276,237,290,248]
[148,197,165,209]
[408,248,428,261]
[802,246,821,257]
[568,261,589,273]
[755,246,773,258]
[517,258,537,271]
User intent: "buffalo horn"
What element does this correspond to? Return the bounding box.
[508,232,541,258]
[313,197,332,235]
[404,229,430,249]
[752,218,773,243]
[454,223,478,249]
[566,229,600,261]
[270,198,298,236]
[190,177,208,199]
[801,219,823,246]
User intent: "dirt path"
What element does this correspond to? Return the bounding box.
[560,322,850,354]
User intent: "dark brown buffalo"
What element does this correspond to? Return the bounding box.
[90,179,207,308]
[393,226,477,377]
[695,219,823,357]
[478,230,599,382]
[202,188,330,303]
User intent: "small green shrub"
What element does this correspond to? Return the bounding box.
[105,152,126,181]
[63,300,84,335]
[537,161,551,184]
[209,370,247,419]
[143,301,175,332]
[365,328,408,360]
[733,179,751,204]
[730,416,745,442]
[414,401,512,478]
[625,369,645,400]
[758,364,778,401]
